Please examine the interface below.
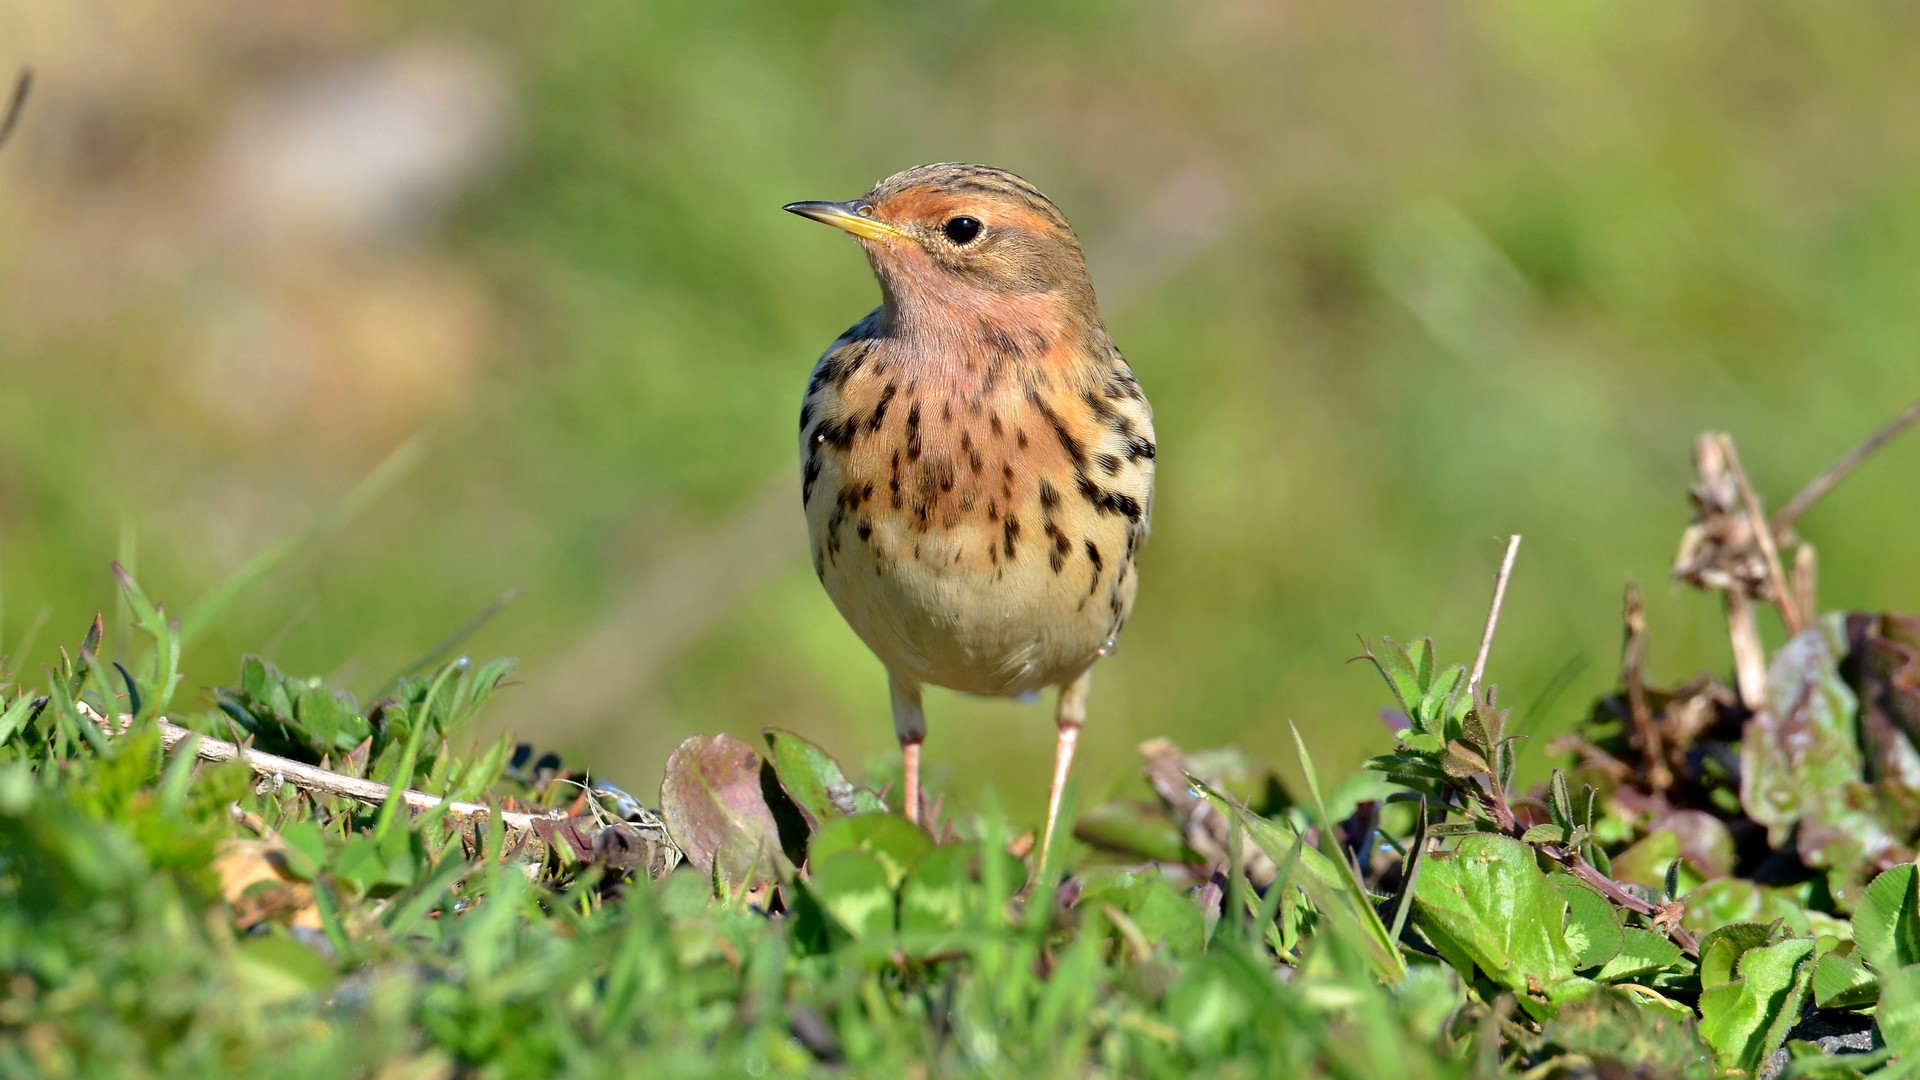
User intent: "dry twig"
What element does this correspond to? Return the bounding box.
[1618,584,1672,792]
[1715,434,1803,635]
[1775,398,1920,531]
[1467,535,1522,698]
[79,702,566,832]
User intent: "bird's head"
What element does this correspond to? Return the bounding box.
[785,163,1096,328]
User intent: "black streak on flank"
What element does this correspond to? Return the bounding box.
[1002,515,1021,558]
[824,505,846,561]
[815,416,856,452]
[1038,479,1060,512]
[1081,388,1118,424]
[1016,429,1029,450]
[801,454,822,503]
[857,520,873,542]
[799,400,815,432]
[867,382,897,431]
[1097,453,1121,476]
[1044,520,1070,573]
[990,412,1004,438]
[1077,475,1143,521]
[1029,389,1085,465]
[905,402,922,462]
[1085,540,1103,595]
[814,340,870,393]
[1125,434,1156,461]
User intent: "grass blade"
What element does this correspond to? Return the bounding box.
[373,587,521,699]
[178,437,426,647]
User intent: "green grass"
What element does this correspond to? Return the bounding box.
[6,552,1920,1077]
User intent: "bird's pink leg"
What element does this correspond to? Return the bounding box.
[901,738,923,825]
[889,673,927,825]
[1037,669,1092,876]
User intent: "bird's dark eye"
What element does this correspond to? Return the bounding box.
[943,216,983,244]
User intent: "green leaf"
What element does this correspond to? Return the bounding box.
[1593,929,1684,983]
[1855,863,1920,973]
[1523,823,1569,845]
[806,813,930,889]
[1699,922,1779,990]
[1552,876,1624,970]
[1441,740,1491,778]
[1697,937,1817,1073]
[1811,949,1879,1010]
[1542,986,1714,1077]
[1426,821,1498,837]
[762,727,885,831]
[1369,636,1428,716]
[1397,733,1444,755]
[898,842,1020,936]
[333,835,389,889]
[1412,834,1579,996]
[1550,769,1574,829]
[1877,963,1920,1055]
[1072,797,1190,863]
[276,821,328,881]
[1742,617,1904,893]
[232,931,339,1004]
[808,849,896,939]
[1078,869,1206,958]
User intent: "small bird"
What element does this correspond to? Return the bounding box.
[784,163,1155,870]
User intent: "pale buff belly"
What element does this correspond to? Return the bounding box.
[809,490,1135,697]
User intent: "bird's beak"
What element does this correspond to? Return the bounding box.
[782,200,907,242]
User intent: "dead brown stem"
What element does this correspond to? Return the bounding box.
[1619,584,1671,792]
[1468,535,1522,698]
[1775,398,1920,531]
[1725,590,1769,709]
[1716,435,1803,634]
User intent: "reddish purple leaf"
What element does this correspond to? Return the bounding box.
[660,733,786,890]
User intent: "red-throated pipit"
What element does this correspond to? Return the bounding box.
[784,163,1155,871]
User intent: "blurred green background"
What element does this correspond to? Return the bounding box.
[4,2,1919,819]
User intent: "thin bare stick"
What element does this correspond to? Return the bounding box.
[1716,435,1803,634]
[1725,591,1768,708]
[1468,535,1522,697]
[1776,398,1920,531]
[1619,584,1671,792]
[1792,544,1818,631]
[80,703,564,832]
